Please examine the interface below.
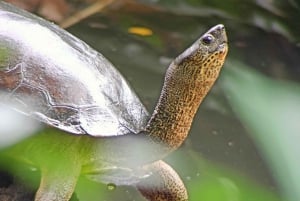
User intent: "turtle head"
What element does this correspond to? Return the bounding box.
[175,24,227,65]
[172,24,228,84]
[146,24,228,151]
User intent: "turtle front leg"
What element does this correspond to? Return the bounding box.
[136,160,188,201]
[35,163,81,201]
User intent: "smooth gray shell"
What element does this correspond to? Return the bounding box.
[0,2,149,136]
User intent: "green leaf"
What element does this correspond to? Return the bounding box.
[221,60,300,201]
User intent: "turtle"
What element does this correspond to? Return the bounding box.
[0,1,228,201]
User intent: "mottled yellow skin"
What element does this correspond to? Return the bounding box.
[2,24,227,201]
[146,26,228,151]
[137,161,188,201]
[139,24,228,201]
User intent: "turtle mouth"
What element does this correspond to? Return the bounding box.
[208,41,228,54]
[216,43,228,60]
[217,34,228,53]
[208,24,228,53]
[219,42,228,51]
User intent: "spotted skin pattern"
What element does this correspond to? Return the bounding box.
[145,28,228,151]
[138,25,228,200]
[137,161,188,201]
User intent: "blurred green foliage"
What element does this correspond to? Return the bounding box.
[222,61,300,201]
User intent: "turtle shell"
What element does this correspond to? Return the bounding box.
[0,2,149,137]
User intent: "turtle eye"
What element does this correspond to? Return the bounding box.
[201,35,214,45]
